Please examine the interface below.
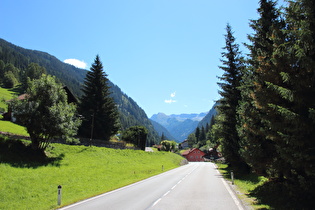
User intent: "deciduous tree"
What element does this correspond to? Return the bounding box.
[8,75,81,151]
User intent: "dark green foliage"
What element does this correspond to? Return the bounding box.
[216,24,248,172]
[3,71,18,88]
[160,140,177,152]
[237,0,284,176]
[234,0,315,205]
[187,133,197,147]
[267,0,315,190]
[22,63,47,90]
[250,179,315,209]
[195,127,200,141]
[79,55,119,141]
[160,133,166,141]
[8,75,81,151]
[121,126,148,150]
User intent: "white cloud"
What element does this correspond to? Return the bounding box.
[164,99,176,104]
[165,91,177,103]
[64,58,87,69]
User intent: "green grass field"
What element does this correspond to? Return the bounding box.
[0,87,20,111]
[0,120,29,136]
[0,137,184,210]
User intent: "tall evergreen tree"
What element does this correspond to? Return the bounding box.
[79,55,119,141]
[267,0,315,192]
[216,24,248,171]
[237,0,284,176]
[195,127,200,142]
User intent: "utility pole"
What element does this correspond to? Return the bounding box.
[90,113,94,147]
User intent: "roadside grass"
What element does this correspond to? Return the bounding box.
[216,163,270,209]
[0,136,185,210]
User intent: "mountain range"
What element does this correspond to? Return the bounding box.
[150,112,208,142]
[0,38,159,145]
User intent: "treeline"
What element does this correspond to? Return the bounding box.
[186,116,217,152]
[212,0,314,207]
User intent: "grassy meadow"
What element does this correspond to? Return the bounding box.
[0,136,184,210]
[0,87,19,111]
[0,120,29,136]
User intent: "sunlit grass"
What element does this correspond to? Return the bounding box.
[0,138,184,210]
[216,163,269,209]
[0,120,29,136]
[0,87,19,111]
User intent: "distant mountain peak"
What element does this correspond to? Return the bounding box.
[150,111,209,142]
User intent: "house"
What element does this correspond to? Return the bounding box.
[2,93,28,121]
[179,139,189,149]
[182,148,205,162]
[203,144,222,161]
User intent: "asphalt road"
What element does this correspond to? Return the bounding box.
[59,162,244,210]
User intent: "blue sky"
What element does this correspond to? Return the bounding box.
[1,0,285,117]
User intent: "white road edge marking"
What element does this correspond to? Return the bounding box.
[152,198,162,207]
[214,163,244,210]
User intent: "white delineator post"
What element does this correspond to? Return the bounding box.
[57,185,62,206]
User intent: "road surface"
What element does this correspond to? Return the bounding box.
[59,162,244,210]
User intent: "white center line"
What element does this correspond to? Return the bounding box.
[150,164,199,207]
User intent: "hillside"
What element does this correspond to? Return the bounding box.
[197,102,218,128]
[150,112,207,142]
[150,119,176,141]
[0,38,159,145]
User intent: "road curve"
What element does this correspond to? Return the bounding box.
[59,162,244,210]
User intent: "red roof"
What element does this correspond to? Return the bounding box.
[17,94,28,100]
[7,93,29,102]
[182,148,204,156]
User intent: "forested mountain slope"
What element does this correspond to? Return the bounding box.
[0,38,159,145]
[197,102,218,128]
[149,119,176,141]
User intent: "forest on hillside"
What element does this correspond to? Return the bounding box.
[0,38,159,145]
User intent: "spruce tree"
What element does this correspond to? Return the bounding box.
[79,55,119,141]
[217,24,248,171]
[237,0,285,176]
[267,0,315,193]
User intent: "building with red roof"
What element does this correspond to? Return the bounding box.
[182,148,205,162]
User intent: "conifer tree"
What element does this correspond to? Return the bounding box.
[216,24,248,171]
[237,0,284,176]
[79,55,119,141]
[267,0,315,192]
